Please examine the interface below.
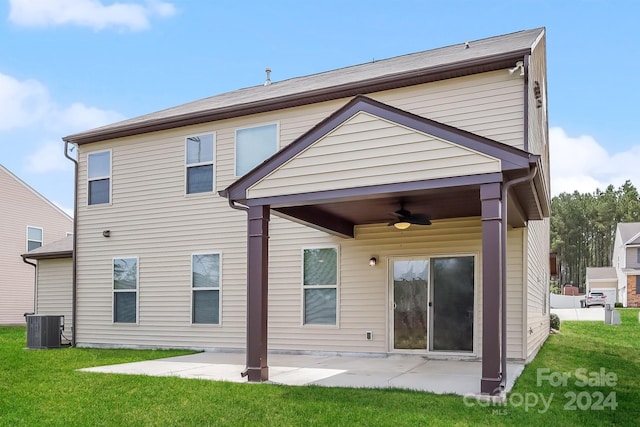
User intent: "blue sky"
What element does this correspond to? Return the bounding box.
[0,0,638,215]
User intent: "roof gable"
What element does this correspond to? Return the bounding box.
[617,222,640,244]
[222,95,535,203]
[0,164,73,221]
[246,111,502,199]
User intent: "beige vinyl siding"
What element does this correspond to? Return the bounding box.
[0,166,73,325]
[506,228,524,359]
[248,112,500,199]
[373,71,525,149]
[35,258,73,340]
[524,218,550,359]
[269,218,483,353]
[74,68,526,351]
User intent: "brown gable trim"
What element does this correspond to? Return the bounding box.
[64,51,529,145]
[244,173,504,208]
[222,95,533,202]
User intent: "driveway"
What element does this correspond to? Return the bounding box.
[551,307,605,321]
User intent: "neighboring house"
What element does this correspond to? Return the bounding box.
[21,236,73,341]
[585,267,617,303]
[58,28,550,395]
[0,164,73,324]
[612,222,640,307]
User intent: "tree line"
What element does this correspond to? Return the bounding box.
[551,180,640,291]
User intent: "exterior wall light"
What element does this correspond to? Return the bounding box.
[369,257,377,267]
[102,230,111,238]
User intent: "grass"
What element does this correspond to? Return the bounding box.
[1,310,639,426]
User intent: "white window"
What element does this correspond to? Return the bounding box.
[186,133,215,194]
[192,253,221,324]
[235,123,278,176]
[26,226,43,251]
[113,257,138,323]
[88,150,111,205]
[302,247,338,325]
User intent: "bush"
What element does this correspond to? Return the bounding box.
[614,302,623,308]
[550,313,560,330]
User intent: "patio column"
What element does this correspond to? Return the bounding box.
[480,183,502,395]
[245,204,270,382]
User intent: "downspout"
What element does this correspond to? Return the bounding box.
[500,163,538,389]
[22,256,37,314]
[64,141,78,347]
[226,198,251,376]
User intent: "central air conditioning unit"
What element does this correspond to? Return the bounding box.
[25,314,63,349]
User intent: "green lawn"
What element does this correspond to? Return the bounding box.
[1,310,639,426]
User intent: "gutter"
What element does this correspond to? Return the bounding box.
[500,161,538,390]
[64,141,79,347]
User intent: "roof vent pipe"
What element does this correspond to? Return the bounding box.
[264,68,272,86]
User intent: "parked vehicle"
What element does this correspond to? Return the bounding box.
[584,291,607,307]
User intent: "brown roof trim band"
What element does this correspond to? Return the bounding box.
[243,173,504,208]
[64,50,530,145]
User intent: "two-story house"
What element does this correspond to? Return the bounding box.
[0,164,73,324]
[54,28,550,395]
[612,222,640,307]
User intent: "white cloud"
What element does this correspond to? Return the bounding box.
[8,0,177,32]
[49,102,124,133]
[550,127,640,196]
[25,141,72,173]
[0,73,50,130]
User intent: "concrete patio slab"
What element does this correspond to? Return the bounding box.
[79,352,526,397]
[551,307,604,321]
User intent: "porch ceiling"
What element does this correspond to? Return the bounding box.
[272,182,529,239]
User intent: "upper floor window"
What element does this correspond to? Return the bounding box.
[192,253,221,324]
[302,247,338,325]
[113,257,138,323]
[235,123,278,176]
[636,248,640,264]
[88,151,111,205]
[27,226,43,251]
[186,133,215,194]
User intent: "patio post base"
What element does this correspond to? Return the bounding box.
[245,366,269,382]
[480,377,502,395]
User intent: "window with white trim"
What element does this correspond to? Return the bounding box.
[87,150,111,205]
[113,257,138,323]
[186,133,214,194]
[235,123,278,176]
[302,247,338,325]
[27,226,43,251]
[192,253,221,324]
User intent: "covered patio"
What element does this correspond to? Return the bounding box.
[220,96,547,395]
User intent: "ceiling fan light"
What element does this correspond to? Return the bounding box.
[394,221,411,230]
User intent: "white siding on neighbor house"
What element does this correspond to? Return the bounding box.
[0,166,73,325]
[74,69,527,353]
[524,218,550,360]
[248,112,501,199]
[35,258,73,341]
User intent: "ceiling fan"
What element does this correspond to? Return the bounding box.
[388,203,432,229]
